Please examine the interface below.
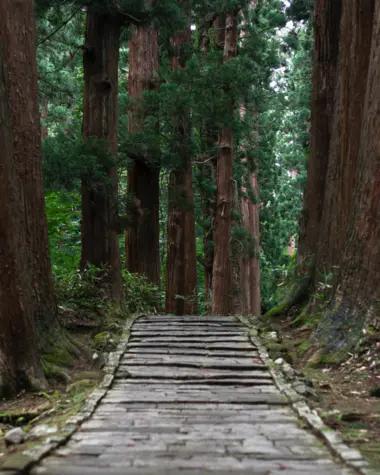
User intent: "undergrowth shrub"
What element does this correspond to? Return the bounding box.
[46,192,163,319]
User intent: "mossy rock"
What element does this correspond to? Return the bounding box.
[92,332,111,351]
[41,345,73,368]
[264,341,287,352]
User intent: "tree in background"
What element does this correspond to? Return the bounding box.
[81,8,123,303]
[126,0,161,286]
[212,10,239,315]
[297,0,342,274]
[165,1,198,315]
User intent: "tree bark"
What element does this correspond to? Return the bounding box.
[81,10,123,303]
[240,173,261,316]
[126,11,160,286]
[0,0,56,395]
[314,0,375,286]
[199,162,216,313]
[198,14,225,313]
[317,3,380,352]
[211,11,238,315]
[165,15,197,316]
[297,0,342,268]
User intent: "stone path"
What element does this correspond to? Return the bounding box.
[32,316,354,474]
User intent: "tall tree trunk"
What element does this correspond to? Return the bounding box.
[0,0,58,395]
[314,0,375,287]
[297,0,342,268]
[211,11,238,315]
[237,102,261,317]
[166,16,197,315]
[126,12,160,285]
[240,173,261,316]
[317,3,380,352]
[81,10,123,303]
[198,14,225,313]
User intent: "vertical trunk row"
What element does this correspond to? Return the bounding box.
[211,11,238,315]
[315,0,375,284]
[294,0,380,352]
[297,0,342,268]
[81,11,123,303]
[126,9,160,286]
[316,1,379,351]
[0,0,56,394]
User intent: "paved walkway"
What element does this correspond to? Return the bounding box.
[32,316,353,474]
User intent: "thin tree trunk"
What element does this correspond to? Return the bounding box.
[126,11,160,285]
[212,11,238,315]
[198,14,225,313]
[166,17,197,316]
[199,162,216,313]
[317,3,380,352]
[240,173,261,316]
[81,10,123,303]
[297,0,342,268]
[0,0,57,395]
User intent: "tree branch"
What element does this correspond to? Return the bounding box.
[37,7,82,46]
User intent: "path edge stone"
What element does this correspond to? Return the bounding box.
[0,316,139,475]
[236,315,370,475]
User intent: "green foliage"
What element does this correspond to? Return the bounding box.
[123,271,164,314]
[45,191,81,276]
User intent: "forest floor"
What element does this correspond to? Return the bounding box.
[0,360,101,465]
[263,313,380,471]
[0,309,125,467]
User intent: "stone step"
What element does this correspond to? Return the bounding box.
[126,342,254,350]
[121,355,264,367]
[130,330,248,336]
[101,392,288,405]
[133,323,243,329]
[129,336,249,343]
[115,366,272,380]
[108,378,274,385]
[125,348,259,357]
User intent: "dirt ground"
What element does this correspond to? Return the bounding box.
[0,358,101,464]
[265,314,380,470]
